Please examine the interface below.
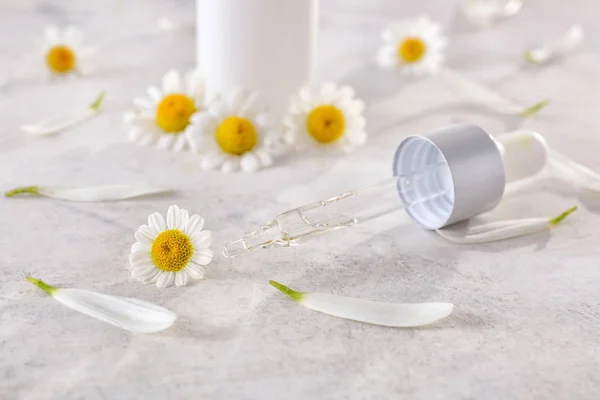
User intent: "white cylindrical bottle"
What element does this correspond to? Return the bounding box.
[196,0,318,117]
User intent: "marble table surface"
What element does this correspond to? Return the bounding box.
[2,0,600,399]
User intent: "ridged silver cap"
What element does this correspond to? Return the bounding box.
[393,123,506,230]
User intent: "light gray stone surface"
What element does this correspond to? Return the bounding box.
[1,0,600,399]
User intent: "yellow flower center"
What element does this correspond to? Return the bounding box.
[151,230,193,272]
[156,94,197,133]
[306,105,345,144]
[215,116,257,155]
[46,45,76,74]
[398,37,427,63]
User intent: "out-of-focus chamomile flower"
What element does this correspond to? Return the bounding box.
[377,16,447,76]
[284,83,366,153]
[125,69,206,151]
[40,25,95,77]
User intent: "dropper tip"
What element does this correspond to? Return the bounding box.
[222,239,248,259]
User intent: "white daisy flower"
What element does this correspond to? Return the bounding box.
[283,83,367,153]
[40,25,95,77]
[125,69,206,151]
[377,16,447,76]
[129,205,214,288]
[186,89,278,173]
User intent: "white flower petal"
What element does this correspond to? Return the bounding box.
[320,82,338,103]
[38,184,170,201]
[166,205,180,229]
[192,248,214,266]
[185,214,205,235]
[156,134,175,150]
[227,88,247,114]
[44,25,60,46]
[141,269,161,284]
[438,68,522,114]
[174,271,189,287]
[436,207,577,243]
[21,109,97,136]
[200,153,226,170]
[146,86,163,104]
[271,281,453,328]
[63,26,84,47]
[27,277,176,333]
[238,91,261,118]
[240,153,261,173]
[131,241,149,253]
[135,225,156,245]
[525,24,584,64]
[177,208,189,231]
[148,212,167,232]
[133,96,154,110]
[5,184,170,202]
[208,102,229,120]
[463,0,522,27]
[162,69,182,94]
[548,149,600,192]
[156,272,175,288]
[192,230,213,248]
[131,264,156,279]
[377,45,398,69]
[186,264,206,279]
[185,69,205,101]
[254,149,274,167]
[173,135,188,152]
[129,249,152,264]
[221,158,240,173]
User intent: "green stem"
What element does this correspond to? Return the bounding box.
[269,280,304,302]
[4,186,40,197]
[89,91,106,111]
[26,276,57,295]
[520,100,549,117]
[549,206,578,226]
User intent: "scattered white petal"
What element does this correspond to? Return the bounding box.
[21,91,105,136]
[463,0,522,27]
[5,184,170,202]
[525,24,584,65]
[439,68,547,116]
[547,150,600,193]
[436,206,577,243]
[26,276,176,333]
[270,281,453,327]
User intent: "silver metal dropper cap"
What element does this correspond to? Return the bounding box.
[393,123,506,230]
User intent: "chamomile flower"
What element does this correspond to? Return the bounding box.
[125,69,205,151]
[377,16,447,76]
[284,83,367,152]
[186,89,277,172]
[40,25,95,77]
[129,205,214,288]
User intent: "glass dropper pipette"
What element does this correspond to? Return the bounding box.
[223,164,448,257]
[222,124,550,258]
